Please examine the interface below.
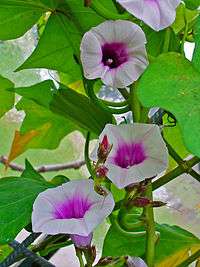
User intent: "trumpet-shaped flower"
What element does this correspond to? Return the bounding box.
[32,179,114,247]
[80,20,148,88]
[116,0,181,31]
[92,124,168,189]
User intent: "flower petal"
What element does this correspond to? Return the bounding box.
[80,20,148,88]
[93,124,168,189]
[32,179,114,236]
[117,0,181,31]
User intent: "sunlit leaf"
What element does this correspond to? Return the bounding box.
[50,85,113,136]
[0,175,52,244]
[0,0,57,40]
[9,80,79,159]
[7,130,39,164]
[0,75,14,118]
[138,52,200,157]
[103,222,200,267]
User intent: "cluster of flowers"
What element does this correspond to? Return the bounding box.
[31,0,179,256]
[32,124,168,248]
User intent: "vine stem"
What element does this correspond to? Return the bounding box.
[152,156,200,190]
[181,7,189,55]
[84,79,130,114]
[145,182,156,267]
[163,27,171,53]
[76,249,85,267]
[84,132,94,177]
[130,83,141,122]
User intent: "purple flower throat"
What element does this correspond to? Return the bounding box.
[113,142,147,169]
[102,42,128,69]
[54,193,92,219]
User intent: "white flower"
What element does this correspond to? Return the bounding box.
[116,0,181,31]
[80,20,148,88]
[92,124,168,189]
[32,179,114,247]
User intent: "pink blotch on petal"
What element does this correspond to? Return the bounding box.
[54,193,93,219]
[112,142,147,169]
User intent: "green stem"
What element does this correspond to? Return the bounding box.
[152,156,200,190]
[118,88,130,100]
[130,84,141,122]
[31,235,68,253]
[163,27,171,53]
[181,8,189,55]
[145,182,156,267]
[176,249,200,267]
[40,240,73,256]
[76,249,85,267]
[90,0,131,20]
[164,139,183,165]
[84,132,94,177]
[101,99,129,107]
[84,80,130,114]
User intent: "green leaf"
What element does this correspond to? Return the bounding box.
[50,85,113,136]
[21,159,45,182]
[144,27,180,57]
[0,176,52,244]
[11,80,79,158]
[16,0,117,81]
[137,52,200,157]
[0,245,12,262]
[172,4,199,34]
[0,0,56,40]
[0,75,14,118]
[103,222,200,267]
[184,0,200,10]
[16,12,81,79]
[163,117,189,171]
[50,175,70,186]
[193,15,200,70]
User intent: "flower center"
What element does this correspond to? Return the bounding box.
[113,142,147,169]
[101,42,128,69]
[54,193,92,219]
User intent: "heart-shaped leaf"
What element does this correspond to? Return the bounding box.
[137,52,200,157]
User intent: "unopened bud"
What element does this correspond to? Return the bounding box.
[96,165,108,178]
[97,135,112,162]
[152,201,166,207]
[129,197,151,207]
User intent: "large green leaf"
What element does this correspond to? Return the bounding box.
[0,75,14,118]
[16,0,117,80]
[137,52,200,157]
[0,0,57,40]
[0,172,52,244]
[50,85,113,136]
[144,27,180,57]
[10,80,79,158]
[163,117,189,170]
[193,15,200,70]
[16,12,81,78]
[103,222,200,266]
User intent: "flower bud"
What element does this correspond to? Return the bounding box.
[96,165,108,178]
[97,135,112,162]
[129,197,151,207]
